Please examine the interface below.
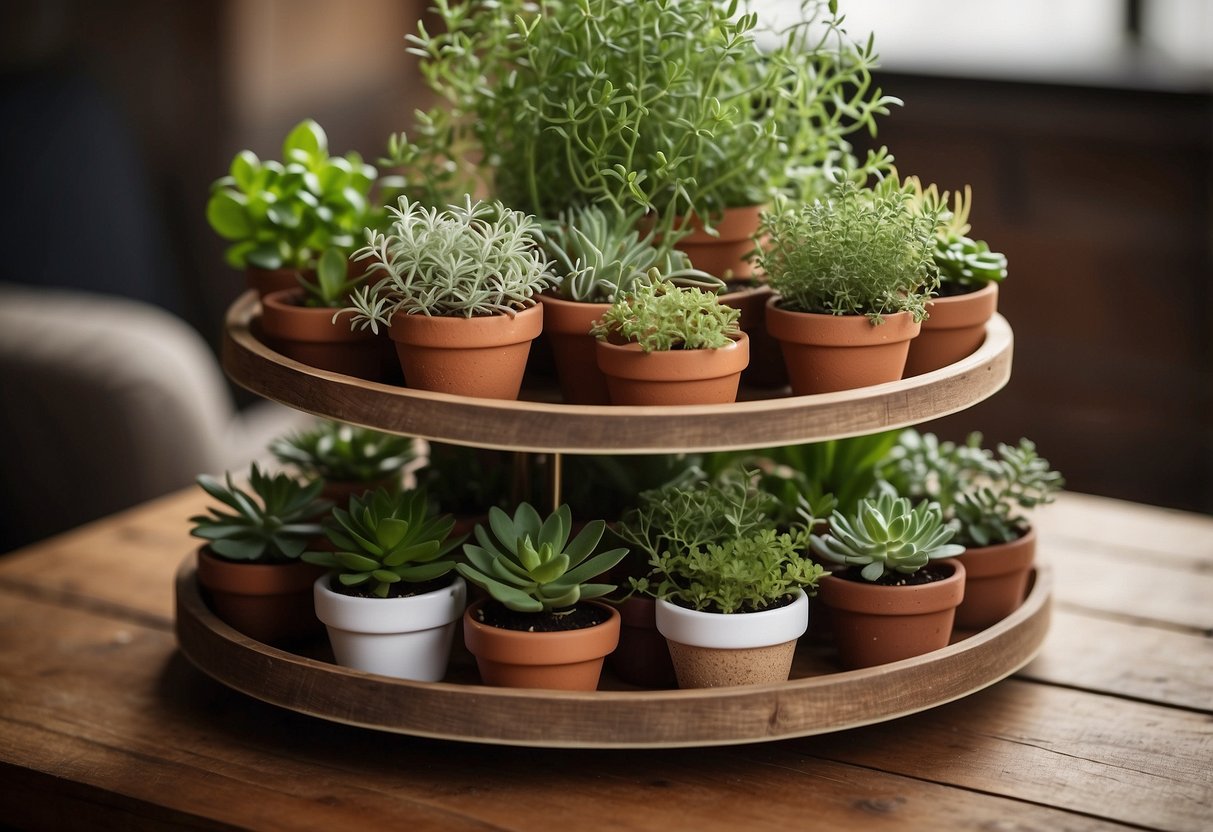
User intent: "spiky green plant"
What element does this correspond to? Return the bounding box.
[270,421,416,485]
[457,503,628,614]
[591,272,741,352]
[810,490,964,581]
[903,178,1008,290]
[302,489,463,598]
[189,464,331,563]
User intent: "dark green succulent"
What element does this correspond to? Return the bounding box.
[270,420,416,485]
[190,464,331,563]
[302,489,464,598]
[457,503,628,614]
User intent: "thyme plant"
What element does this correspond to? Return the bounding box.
[591,273,741,353]
[756,179,945,323]
[344,196,555,328]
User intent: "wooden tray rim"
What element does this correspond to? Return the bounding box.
[220,291,1014,454]
[174,558,1052,749]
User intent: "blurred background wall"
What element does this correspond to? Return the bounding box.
[0,0,1209,519]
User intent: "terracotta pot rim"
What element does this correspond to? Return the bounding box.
[537,294,612,333]
[922,282,999,331]
[595,331,749,381]
[388,302,543,348]
[957,526,1036,579]
[818,559,966,616]
[196,547,324,595]
[259,288,377,344]
[671,204,766,243]
[462,599,621,666]
[765,296,921,347]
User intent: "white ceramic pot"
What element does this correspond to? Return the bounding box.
[313,575,467,681]
[655,590,809,688]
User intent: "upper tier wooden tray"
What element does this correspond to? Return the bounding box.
[175,559,1051,749]
[221,291,1013,454]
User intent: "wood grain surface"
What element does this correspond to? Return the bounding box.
[1,491,1211,831]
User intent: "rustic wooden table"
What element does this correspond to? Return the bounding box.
[0,488,1209,831]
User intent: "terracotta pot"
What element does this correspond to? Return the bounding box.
[765,296,921,395]
[608,596,676,688]
[818,559,966,669]
[319,475,401,506]
[260,289,397,381]
[313,575,467,681]
[537,294,612,404]
[388,304,543,400]
[596,332,749,406]
[462,599,620,690]
[671,205,764,281]
[954,526,1035,630]
[904,282,999,377]
[246,266,307,299]
[655,591,809,689]
[195,547,326,644]
[719,283,786,388]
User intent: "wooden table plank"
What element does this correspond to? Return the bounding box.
[0,592,1150,832]
[1035,492,1213,564]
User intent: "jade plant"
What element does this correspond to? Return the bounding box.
[302,489,464,597]
[344,196,555,328]
[456,503,628,614]
[206,119,377,278]
[536,205,720,303]
[620,475,826,613]
[879,430,1063,547]
[756,178,945,323]
[591,273,741,353]
[397,0,897,241]
[810,489,965,582]
[269,420,416,486]
[189,463,331,563]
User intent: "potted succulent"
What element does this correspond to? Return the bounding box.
[811,489,966,668]
[342,196,555,400]
[206,119,377,298]
[189,463,332,644]
[755,179,944,394]
[301,488,466,681]
[590,273,748,405]
[269,419,417,504]
[535,205,720,404]
[902,181,1009,376]
[879,430,1063,629]
[619,475,826,688]
[456,503,628,690]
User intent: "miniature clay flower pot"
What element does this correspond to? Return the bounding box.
[903,282,999,377]
[655,590,809,689]
[246,266,306,299]
[817,559,966,669]
[388,303,543,400]
[312,574,467,681]
[595,332,749,406]
[537,294,612,405]
[608,596,676,688]
[765,296,921,395]
[462,599,621,691]
[318,474,401,506]
[671,204,764,282]
[719,283,786,389]
[260,289,396,381]
[953,527,1035,630]
[195,547,326,645]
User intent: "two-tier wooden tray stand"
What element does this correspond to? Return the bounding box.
[173,291,1049,748]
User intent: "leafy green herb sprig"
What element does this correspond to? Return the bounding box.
[591,273,740,353]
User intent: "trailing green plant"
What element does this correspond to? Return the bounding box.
[536,205,721,303]
[344,196,555,327]
[810,489,964,581]
[189,463,331,563]
[620,474,825,613]
[302,488,464,598]
[756,178,945,323]
[879,430,1063,547]
[905,178,1007,291]
[206,119,377,273]
[399,0,897,243]
[270,420,416,485]
[456,504,628,614]
[591,272,741,353]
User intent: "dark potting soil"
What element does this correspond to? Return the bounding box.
[933,282,985,299]
[328,573,454,599]
[474,600,611,632]
[665,592,798,616]
[837,564,953,587]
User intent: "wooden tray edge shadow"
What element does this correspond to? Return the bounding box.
[220,291,1015,453]
[174,558,1052,749]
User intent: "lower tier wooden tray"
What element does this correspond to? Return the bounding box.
[174,559,1052,749]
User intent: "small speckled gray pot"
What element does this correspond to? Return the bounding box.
[655,592,809,689]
